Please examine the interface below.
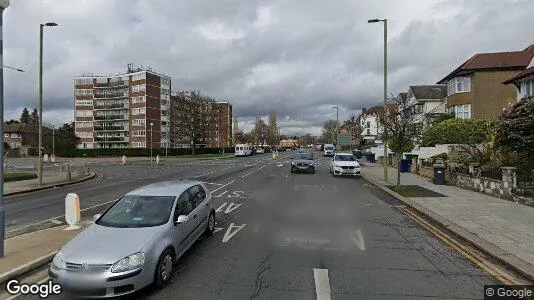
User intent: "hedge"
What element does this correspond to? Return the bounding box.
[73,147,235,157]
[4,172,38,182]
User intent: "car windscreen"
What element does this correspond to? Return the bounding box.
[294,154,313,160]
[325,146,334,150]
[335,155,356,161]
[96,195,175,228]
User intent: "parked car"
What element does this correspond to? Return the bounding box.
[290,153,316,174]
[256,148,265,154]
[49,181,216,298]
[329,153,361,177]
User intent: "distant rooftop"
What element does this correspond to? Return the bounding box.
[76,63,171,79]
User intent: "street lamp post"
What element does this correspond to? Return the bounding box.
[150,122,154,164]
[0,0,9,258]
[332,106,339,149]
[52,123,55,156]
[368,18,388,182]
[37,22,58,187]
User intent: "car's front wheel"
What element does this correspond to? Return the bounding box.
[205,211,215,236]
[154,248,174,288]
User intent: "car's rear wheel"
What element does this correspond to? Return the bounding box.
[154,248,174,288]
[205,211,215,236]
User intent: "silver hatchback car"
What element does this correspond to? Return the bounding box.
[49,180,216,298]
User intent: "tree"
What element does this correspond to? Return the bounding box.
[377,96,420,187]
[420,118,496,166]
[495,99,534,173]
[6,119,19,124]
[253,117,268,146]
[20,108,30,123]
[29,108,39,124]
[171,91,218,154]
[342,115,363,146]
[266,111,278,146]
[54,123,80,156]
[322,120,338,144]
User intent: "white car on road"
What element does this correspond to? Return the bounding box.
[330,153,361,176]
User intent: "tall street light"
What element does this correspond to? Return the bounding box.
[332,106,339,148]
[37,22,58,187]
[368,18,388,182]
[52,123,55,157]
[0,0,9,258]
[150,122,153,164]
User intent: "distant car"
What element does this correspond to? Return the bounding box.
[250,148,257,155]
[329,153,361,176]
[235,144,251,157]
[256,148,265,154]
[49,181,216,298]
[324,144,335,157]
[264,146,272,153]
[290,152,316,174]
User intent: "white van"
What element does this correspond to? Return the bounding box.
[323,144,335,157]
[235,144,251,157]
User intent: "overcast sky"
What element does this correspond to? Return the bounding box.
[3,0,533,136]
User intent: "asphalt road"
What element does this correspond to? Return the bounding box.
[16,151,499,299]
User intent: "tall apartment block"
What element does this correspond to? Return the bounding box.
[212,102,232,148]
[74,64,171,149]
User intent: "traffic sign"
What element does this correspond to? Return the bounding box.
[338,133,352,146]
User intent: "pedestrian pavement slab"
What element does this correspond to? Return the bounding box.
[0,224,88,278]
[361,164,534,280]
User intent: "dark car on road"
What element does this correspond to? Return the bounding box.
[290,153,316,174]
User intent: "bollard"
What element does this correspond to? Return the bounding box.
[66,163,71,172]
[58,165,63,172]
[66,171,72,182]
[156,155,160,165]
[43,154,49,163]
[83,163,89,175]
[50,154,56,163]
[122,155,127,165]
[64,193,81,230]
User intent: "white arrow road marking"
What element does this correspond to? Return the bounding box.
[313,268,331,300]
[225,202,243,213]
[216,203,227,213]
[214,227,224,233]
[222,223,246,243]
[350,229,366,250]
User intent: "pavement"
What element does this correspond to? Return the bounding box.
[361,163,534,281]
[0,151,505,299]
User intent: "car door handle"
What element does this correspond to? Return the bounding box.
[205,203,209,207]
[193,215,197,219]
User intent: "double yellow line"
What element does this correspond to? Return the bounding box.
[397,206,520,285]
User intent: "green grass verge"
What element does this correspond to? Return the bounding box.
[4,172,38,182]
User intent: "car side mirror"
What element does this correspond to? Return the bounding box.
[290,157,293,159]
[175,215,189,225]
[93,214,101,221]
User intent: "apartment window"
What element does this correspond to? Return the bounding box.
[161,78,170,86]
[76,131,92,138]
[75,89,93,96]
[132,73,146,81]
[132,130,146,137]
[132,108,146,115]
[455,104,471,119]
[133,119,146,126]
[75,78,93,85]
[366,128,371,135]
[132,96,145,103]
[76,100,93,106]
[75,121,93,128]
[161,88,170,95]
[366,121,370,128]
[75,110,92,117]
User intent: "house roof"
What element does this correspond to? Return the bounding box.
[502,66,534,84]
[437,44,534,84]
[4,123,39,134]
[398,93,408,101]
[408,85,447,100]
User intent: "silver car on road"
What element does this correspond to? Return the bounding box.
[49,180,216,298]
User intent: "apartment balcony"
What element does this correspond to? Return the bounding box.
[94,91,128,99]
[94,136,130,142]
[94,125,129,131]
[94,114,129,120]
[94,81,127,88]
[94,103,129,110]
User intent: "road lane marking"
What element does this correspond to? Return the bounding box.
[202,182,224,186]
[257,165,267,171]
[214,227,224,233]
[211,180,236,193]
[313,268,331,300]
[222,223,246,243]
[350,229,366,250]
[192,171,215,178]
[242,171,254,178]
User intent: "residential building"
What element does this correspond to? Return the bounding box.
[3,123,38,150]
[74,64,172,149]
[211,102,232,148]
[405,85,447,134]
[502,66,534,101]
[360,105,385,144]
[437,44,534,119]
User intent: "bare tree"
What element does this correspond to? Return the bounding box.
[267,111,278,146]
[342,115,363,146]
[322,120,338,144]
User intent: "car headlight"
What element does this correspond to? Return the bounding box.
[310,161,315,165]
[291,161,296,166]
[52,250,66,270]
[111,252,145,273]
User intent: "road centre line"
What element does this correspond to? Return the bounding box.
[211,180,236,193]
[313,268,331,300]
[242,171,254,178]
